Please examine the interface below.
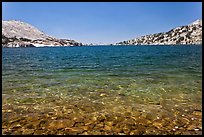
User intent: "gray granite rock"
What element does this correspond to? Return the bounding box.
[116,19,202,45]
[2,20,82,47]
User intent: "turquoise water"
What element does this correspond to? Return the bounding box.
[2,45,202,135]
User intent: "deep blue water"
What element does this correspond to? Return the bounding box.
[2,45,202,76]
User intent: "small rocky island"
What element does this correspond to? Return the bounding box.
[116,19,202,45]
[2,20,82,47]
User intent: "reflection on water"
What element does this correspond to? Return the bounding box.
[2,45,202,135]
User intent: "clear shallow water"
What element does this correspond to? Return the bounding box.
[2,45,202,135]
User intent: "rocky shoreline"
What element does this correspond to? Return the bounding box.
[116,19,202,45]
[2,19,202,47]
[2,20,82,47]
[2,35,82,48]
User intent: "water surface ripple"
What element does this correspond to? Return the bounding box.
[2,45,202,135]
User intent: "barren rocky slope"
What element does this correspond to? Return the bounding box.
[116,19,202,45]
[2,20,82,47]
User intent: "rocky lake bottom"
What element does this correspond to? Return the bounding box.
[2,46,202,135]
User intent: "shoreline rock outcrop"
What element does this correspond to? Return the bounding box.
[116,19,202,45]
[2,20,82,47]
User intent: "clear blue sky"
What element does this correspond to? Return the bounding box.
[2,2,202,44]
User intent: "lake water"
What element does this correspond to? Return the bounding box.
[2,45,202,135]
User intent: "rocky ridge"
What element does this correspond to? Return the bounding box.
[116,19,202,45]
[2,20,82,47]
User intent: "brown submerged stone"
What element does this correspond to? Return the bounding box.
[22,129,35,135]
[2,89,202,135]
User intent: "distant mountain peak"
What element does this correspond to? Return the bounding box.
[2,20,49,40]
